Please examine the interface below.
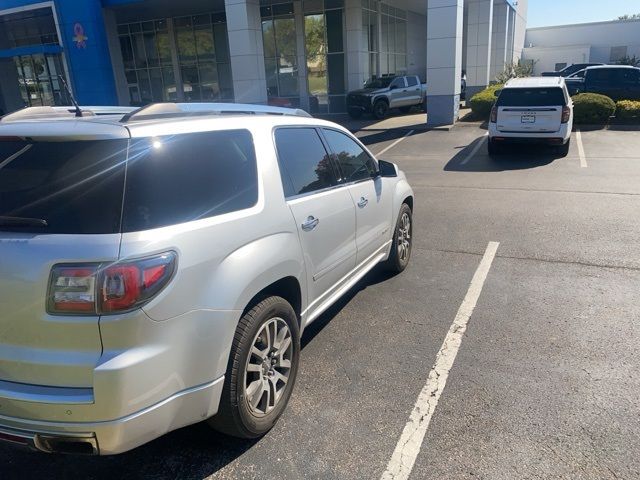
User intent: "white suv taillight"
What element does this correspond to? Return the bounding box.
[561,105,571,123]
[48,252,177,315]
[490,106,498,123]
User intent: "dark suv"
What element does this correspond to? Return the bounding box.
[568,65,640,100]
[541,63,604,77]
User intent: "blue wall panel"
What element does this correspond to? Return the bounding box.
[53,0,118,105]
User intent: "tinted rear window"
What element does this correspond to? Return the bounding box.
[0,139,128,234]
[122,130,257,232]
[497,88,566,107]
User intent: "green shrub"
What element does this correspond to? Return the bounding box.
[615,100,640,122]
[469,84,503,118]
[572,93,616,125]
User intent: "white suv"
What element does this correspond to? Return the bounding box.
[0,103,413,455]
[488,77,573,156]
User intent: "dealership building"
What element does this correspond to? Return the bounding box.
[0,0,526,125]
[522,18,640,76]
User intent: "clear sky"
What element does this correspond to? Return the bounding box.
[526,0,640,28]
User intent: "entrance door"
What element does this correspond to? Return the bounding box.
[12,53,68,107]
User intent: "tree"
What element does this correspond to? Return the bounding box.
[494,59,536,84]
[616,55,640,67]
[617,13,640,20]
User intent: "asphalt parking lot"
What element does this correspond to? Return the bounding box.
[2,122,639,480]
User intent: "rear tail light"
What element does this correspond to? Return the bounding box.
[48,252,176,315]
[490,106,498,123]
[561,105,571,123]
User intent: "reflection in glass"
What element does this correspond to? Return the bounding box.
[118,15,233,105]
[262,13,299,105]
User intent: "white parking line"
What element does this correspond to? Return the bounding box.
[576,129,587,168]
[380,241,500,480]
[375,129,414,157]
[460,132,488,165]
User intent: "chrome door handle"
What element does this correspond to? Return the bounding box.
[357,197,369,208]
[301,216,319,231]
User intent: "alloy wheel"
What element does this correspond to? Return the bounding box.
[243,317,293,416]
[397,212,411,262]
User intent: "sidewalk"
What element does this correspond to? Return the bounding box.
[319,106,475,132]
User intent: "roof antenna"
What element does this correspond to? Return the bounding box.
[58,75,82,117]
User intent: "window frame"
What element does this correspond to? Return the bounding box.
[272,125,343,201]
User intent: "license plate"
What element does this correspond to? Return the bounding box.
[521,115,536,123]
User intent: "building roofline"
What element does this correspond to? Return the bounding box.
[527,18,640,31]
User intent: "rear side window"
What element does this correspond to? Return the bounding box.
[322,129,377,182]
[497,88,566,107]
[275,128,338,197]
[122,130,257,232]
[407,76,418,87]
[589,69,615,83]
[0,139,128,234]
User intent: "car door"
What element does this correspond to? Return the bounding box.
[321,128,393,265]
[274,127,357,310]
[388,77,409,108]
[621,68,640,100]
[588,68,622,100]
[405,76,422,106]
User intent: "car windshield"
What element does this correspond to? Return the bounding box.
[497,87,566,107]
[364,77,394,89]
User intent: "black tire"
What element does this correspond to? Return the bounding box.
[384,203,413,273]
[557,139,570,157]
[208,296,300,438]
[399,106,412,114]
[348,109,363,119]
[373,100,389,119]
[487,138,501,156]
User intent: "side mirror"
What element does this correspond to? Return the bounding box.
[390,84,398,90]
[494,89,502,97]
[377,159,397,177]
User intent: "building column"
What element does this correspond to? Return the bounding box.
[426,0,464,127]
[344,0,365,91]
[224,0,268,104]
[54,0,118,104]
[490,1,509,80]
[294,1,310,111]
[464,0,493,104]
[102,8,129,106]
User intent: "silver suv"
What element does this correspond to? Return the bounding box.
[0,103,414,455]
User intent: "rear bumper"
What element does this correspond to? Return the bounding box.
[488,123,571,144]
[0,308,239,454]
[0,376,224,455]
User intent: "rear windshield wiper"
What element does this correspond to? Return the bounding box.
[0,216,48,227]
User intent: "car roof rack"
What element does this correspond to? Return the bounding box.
[1,106,136,123]
[120,102,312,123]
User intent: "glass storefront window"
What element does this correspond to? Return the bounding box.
[261,5,300,107]
[379,3,407,76]
[304,1,345,114]
[13,53,67,107]
[118,13,233,105]
[0,8,59,50]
